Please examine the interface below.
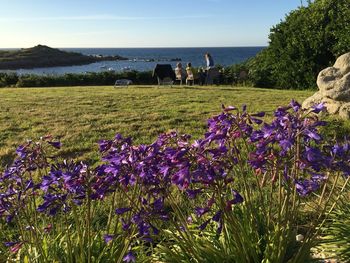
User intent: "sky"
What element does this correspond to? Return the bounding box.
[0,0,304,48]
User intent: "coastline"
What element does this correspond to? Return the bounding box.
[0,45,128,70]
[0,46,264,75]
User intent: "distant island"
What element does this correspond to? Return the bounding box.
[0,45,128,69]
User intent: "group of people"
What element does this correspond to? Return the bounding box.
[174,53,215,86]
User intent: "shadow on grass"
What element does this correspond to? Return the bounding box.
[111,85,278,93]
[0,153,16,168]
[166,86,237,91]
[167,86,269,93]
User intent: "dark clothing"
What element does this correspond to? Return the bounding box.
[152,64,176,80]
[205,68,220,85]
[206,56,214,69]
[198,71,206,85]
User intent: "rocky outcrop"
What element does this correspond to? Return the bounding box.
[0,45,128,70]
[302,52,350,118]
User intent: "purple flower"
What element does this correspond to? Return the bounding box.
[226,190,244,209]
[295,179,320,196]
[304,147,323,163]
[332,143,345,156]
[199,219,210,231]
[4,242,23,254]
[47,141,61,149]
[16,145,27,158]
[274,106,289,117]
[6,215,14,223]
[290,100,301,112]
[279,139,293,151]
[171,166,190,189]
[4,241,19,247]
[311,102,325,113]
[103,234,114,244]
[187,216,193,224]
[152,198,164,211]
[251,117,263,125]
[212,210,222,222]
[310,172,326,181]
[195,207,210,217]
[116,207,131,215]
[121,218,131,231]
[251,111,265,118]
[248,153,266,170]
[303,129,321,141]
[250,131,264,142]
[123,251,136,263]
[232,190,243,204]
[186,189,202,199]
[98,140,112,152]
[150,224,159,235]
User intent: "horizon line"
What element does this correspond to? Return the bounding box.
[0,14,213,22]
[0,45,267,49]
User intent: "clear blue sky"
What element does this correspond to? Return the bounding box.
[0,0,304,48]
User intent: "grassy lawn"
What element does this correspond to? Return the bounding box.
[0,85,314,166]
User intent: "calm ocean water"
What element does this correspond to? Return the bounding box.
[0,47,264,75]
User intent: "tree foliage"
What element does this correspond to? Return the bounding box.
[248,0,350,89]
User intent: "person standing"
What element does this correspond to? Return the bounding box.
[204,53,215,85]
[205,53,214,70]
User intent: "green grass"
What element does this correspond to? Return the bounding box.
[0,85,314,166]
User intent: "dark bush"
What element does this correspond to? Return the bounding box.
[248,0,350,89]
[0,73,19,87]
[223,63,251,86]
[11,70,157,87]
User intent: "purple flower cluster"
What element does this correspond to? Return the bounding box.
[0,137,59,222]
[248,101,350,196]
[330,141,350,177]
[37,160,89,215]
[1,101,350,261]
[95,105,263,237]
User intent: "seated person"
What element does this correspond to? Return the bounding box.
[175,62,186,84]
[186,62,194,86]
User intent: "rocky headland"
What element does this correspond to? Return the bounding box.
[0,45,128,69]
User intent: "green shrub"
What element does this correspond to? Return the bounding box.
[248,0,350,89]
[12,70,157,87]
[0,73,19,87]
[318,184,350,261]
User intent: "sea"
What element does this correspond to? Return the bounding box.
[0,47,265,75]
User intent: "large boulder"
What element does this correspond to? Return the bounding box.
[334,52,350,75]
[302,93,342,115]
[302,52,350,118]
[319,70,350,101]
[302,92,323,109]
[339,103,350,119]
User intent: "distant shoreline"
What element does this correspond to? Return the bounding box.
[0,46,267,50]
[0,46,264,75]
[0,45,128,70]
